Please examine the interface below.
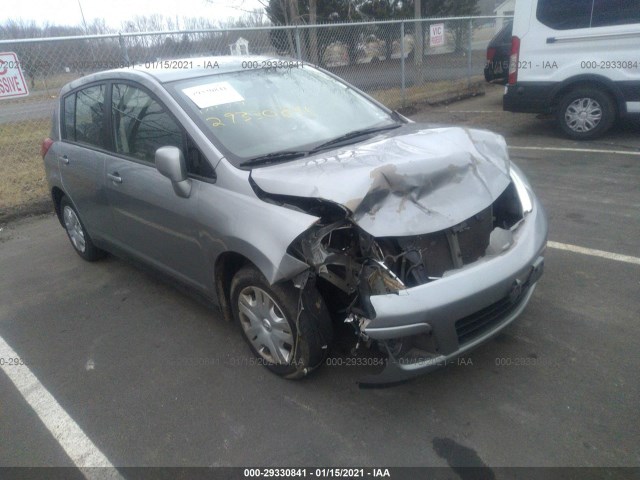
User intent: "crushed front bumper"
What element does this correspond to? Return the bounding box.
[360,194,548,385]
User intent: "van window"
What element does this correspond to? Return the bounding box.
[538,0,640,30]
[591,0,640,27]
[536,0,593,30]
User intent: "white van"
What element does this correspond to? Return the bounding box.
[503,0,640,139]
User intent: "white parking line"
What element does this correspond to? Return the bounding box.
[509,146,640,156]
[445,110,502,114]
[548,241,640,266]
[0,335,123,479]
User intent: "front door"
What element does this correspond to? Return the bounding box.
[104,82,208,289]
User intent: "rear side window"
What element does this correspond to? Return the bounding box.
[111,83,183,163]
[537,0,640,30]
[62,84,106,148]
[536,0,593,30]
[591,0,640,27]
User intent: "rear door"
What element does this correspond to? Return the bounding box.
[58,83,114,240]
[103,81,213,290]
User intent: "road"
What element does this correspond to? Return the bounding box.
[0,97,55,124]
[1,85,639,475]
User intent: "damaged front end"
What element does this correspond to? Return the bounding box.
[250,127,547,385]
[257,169,544,385]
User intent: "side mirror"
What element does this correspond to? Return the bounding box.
[155,146,191,198]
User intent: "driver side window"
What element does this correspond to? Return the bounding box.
[111,83,183,163]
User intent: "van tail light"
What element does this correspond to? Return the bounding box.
[40,137,54,159]
[508,36,520,85]
[487,47,496,62]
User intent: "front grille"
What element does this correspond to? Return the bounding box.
[455,286,530,345]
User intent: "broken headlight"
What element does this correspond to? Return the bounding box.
[510,167,533,214]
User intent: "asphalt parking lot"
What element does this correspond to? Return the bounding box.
[1,84,639,474]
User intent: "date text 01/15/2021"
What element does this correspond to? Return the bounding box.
[243,468,391,477]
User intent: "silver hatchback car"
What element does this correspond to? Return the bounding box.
[42,56,547,384]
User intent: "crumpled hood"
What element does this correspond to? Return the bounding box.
[250,124,511,237]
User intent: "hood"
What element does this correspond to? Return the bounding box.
[250,124,511,237]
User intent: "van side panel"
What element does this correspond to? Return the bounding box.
[505,0,640,117]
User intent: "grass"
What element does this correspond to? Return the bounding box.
[0,119,50,220]
[371,75,485,110]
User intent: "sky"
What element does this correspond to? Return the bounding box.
[0,0,266,29]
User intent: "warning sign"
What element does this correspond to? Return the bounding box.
[0,52,29,100]
[429,23,445,48]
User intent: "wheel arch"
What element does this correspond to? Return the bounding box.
[550,75,624,115]
[213,245,312,323]
[51,186,66,227]
[214,251,252,322]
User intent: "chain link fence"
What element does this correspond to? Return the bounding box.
[0,16,510,218]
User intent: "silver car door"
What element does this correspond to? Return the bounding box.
[104,82,209,290]
[58,83,114,241]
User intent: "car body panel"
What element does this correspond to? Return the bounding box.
[251,124,511,238]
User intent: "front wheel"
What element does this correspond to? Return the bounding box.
[556,87,615,140]
[230,266,332,379]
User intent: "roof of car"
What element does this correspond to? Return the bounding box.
[60,55,298,95]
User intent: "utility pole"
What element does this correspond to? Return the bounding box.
[309,0,319,64]
[414,0,423,67]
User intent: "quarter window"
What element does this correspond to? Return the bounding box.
[111,83,183,163]
[62,84,106,148]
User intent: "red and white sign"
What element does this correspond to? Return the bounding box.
[0,52,29,100]
[429,23,445,48]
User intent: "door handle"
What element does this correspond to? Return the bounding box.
[107,172,123,184]
[59,155,69,165]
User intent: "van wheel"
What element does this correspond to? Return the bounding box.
[556,87,615,140]
[230,266,333,379]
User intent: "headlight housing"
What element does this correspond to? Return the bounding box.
[510,167,533,214]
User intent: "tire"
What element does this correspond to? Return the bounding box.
[60,196,106,261]
[230,265,333,379]
[556,87,616,140]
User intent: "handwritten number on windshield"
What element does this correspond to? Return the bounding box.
[206,106,313,128]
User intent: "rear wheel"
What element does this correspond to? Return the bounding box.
[230,265,332,379]
[556,87,615,140]
[60,196,106,261]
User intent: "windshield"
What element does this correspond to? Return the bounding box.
[170,65,397,167]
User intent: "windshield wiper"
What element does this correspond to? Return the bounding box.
[239,123,403,167]
[240,150,308,168]
[310,123,402,152]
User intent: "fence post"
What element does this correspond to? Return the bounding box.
[295,26,302,61]
[401,21,406,108]
[467,19,473,85]
[118,33,130,66]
